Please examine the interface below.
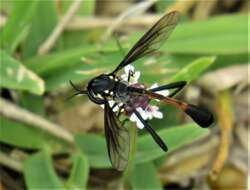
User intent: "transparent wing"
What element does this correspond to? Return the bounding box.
[104,103,130,171]
[110,11,179,74]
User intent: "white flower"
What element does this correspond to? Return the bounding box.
[121,65,140,84]
[146,105,163,120]
[100,100,123,112]
[149,83,169,97]
[100,65,166,130]
[129,107,148,129]
[129,105,163,129]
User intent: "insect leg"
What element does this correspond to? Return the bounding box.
[117,104,125,117]
[150,81,186,97]
[127,70,134,83]
[133,109,168,151]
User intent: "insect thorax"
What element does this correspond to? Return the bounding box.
[114,81,129,103]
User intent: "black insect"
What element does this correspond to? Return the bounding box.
[70,11,213,171]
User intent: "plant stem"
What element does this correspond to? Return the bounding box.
[0,98,74,144]
[210,90,233,180]
[122,125,138,185]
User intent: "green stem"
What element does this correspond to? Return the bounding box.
[122,125,138,185]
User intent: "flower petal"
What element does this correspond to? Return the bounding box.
[136,119,144,129]
[156,89,169,96]
[124,65,135,74]
[152,110,163,119]
[149,83,170,96]
[145,105,163,120]
[149,83,158,89]
[129,112,144,129]
[130,113,137,122]
[150,105,163,119]
[136,107,148,120]
[121,73,128,81]
[132,71,140,83]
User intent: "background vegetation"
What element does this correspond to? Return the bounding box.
[0,0,248,189]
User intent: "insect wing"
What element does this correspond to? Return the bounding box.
[104,103,130,171]
[110,11,179,74]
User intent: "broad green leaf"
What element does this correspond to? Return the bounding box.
[66,153,89,190]
[168,56,216,82]
[131,162,163,190]
[24,38,124,77]
[44,61,104,91]
[44,51,124,91]
[75,123,209,168]
[129,14,248,55]
[136,123,209,163]
[19,92,45,115]
[0,0,38,53]
[0,117,67,152]
[25,45,99,76]
[166,14,248,54]
[75,134,111,168]
[22,0,58,58]
[24,150,64,189]
[0,51,45,95]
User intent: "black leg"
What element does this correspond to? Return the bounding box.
[111,102,118,109]
[150,81,186,97]
[133,109,168,152]
[127,70,134,83]
[117,104,125,117]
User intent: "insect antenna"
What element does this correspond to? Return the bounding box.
[69,80,86,93]
[67,80,87,101]
[66,92,84,101]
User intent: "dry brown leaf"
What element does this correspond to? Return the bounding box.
[56,101,104,133]
[198,64,249,94]
[159,132,219,184]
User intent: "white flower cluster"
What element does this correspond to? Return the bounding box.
[103,65,169,129]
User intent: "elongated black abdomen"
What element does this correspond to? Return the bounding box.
[185,104,214,128]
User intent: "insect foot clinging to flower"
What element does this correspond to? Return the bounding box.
[69,11,214,171]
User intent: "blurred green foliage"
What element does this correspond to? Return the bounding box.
[0,0,248,189]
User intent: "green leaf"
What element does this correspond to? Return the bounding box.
[75,123,209,168]
[169,56,216,82]
[0,117,67,152]
[66,153,89,190]
[25,45,99,76]
[19,93,45,115]
[128,14,248,55]
[44,52,123,91]
[22,0,58,58]
[164,14,248,54]
[156,0,176,13]
[0,0,38,53]
[131,162,163,190]
[75,133,111,168]
[136,123,209,163]
[24,150,64,189]
[44,62,103,91]
[0,51,45,95]
[24,38,122,76]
